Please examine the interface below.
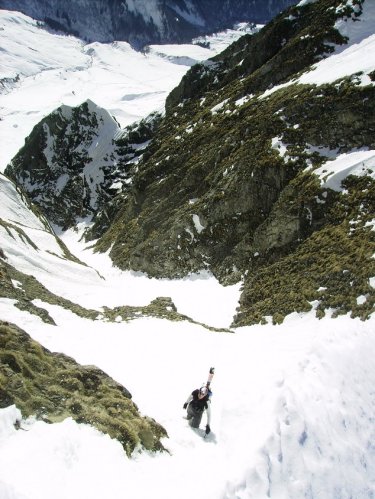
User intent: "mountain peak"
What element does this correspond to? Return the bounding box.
[0,0,297,47]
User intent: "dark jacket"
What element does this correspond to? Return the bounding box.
[185,389,212,425]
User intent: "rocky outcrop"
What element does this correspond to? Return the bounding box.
[0,320,167,455]
[5,101,161,232]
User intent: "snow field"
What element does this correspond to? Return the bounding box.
[0,292,374,498]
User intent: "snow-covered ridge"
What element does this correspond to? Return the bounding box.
[0,173,67,268]
[259,0,375,100]
[0,0,294,45]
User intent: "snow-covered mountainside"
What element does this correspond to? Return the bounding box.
[8,0,373,326]
[0,0,296,47]
[0,1,374,498]
[0,10,256,173]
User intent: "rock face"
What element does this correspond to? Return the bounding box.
[6,0,375,325]
[93,0,374,324]
[0,0,297,47]
[5,101,160,231]
[0,320,167,455]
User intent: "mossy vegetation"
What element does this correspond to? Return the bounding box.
[0,321,167,454]
[166,0,352,112]
[102,297,231,332]
[90,1,374,325]
[234,174,375,325]
[95,76,375,276]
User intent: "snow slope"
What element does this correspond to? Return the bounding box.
[0,3,374,498]
[0,254,374,498]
